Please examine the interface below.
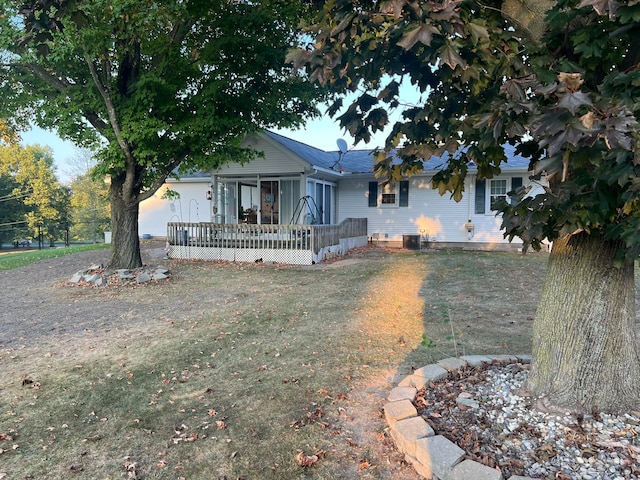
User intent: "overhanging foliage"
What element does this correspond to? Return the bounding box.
[294,0,640,260]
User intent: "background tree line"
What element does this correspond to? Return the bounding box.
[0,140,109,248]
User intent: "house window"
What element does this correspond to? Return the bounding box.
[474,177,523,214]
[368,180,409,207]
[489,179,507,210]
[381,182,397,206]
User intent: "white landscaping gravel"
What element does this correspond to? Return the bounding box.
[421,363,640,479]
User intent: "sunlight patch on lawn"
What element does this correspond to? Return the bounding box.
[356,255,427,358]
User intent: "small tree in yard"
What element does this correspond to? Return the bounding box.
[292,0,640,413]
[0,0,322,268]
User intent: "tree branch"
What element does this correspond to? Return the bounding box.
[136,150,191,204]
[81,110,109,134]
[85,54,138,202]
[154,17,196,69]
[26,63,69,92]
[23,62,108,134]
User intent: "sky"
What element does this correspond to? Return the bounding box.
[20,114,392,185]
[20,127,81,183]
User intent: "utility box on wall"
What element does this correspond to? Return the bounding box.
[403,234,420,250]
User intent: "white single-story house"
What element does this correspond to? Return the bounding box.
[139,130,543,254]
[139,171,212,233]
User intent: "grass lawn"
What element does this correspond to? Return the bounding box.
[0,248,549,479]
[0,244,109,271]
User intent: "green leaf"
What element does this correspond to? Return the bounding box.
[557,91,593,114]
[330,12,357,38]
[396,23,439,50]
[377,80,400,102]
[467,22,489,46]
[439,41,468,70]
[326,98,343,117]
[365,108,389,132]
[604,129,632,150]
[356,93,378,112]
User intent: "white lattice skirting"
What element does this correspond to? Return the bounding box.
[168,236,368,265]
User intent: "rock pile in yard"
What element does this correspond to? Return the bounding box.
[67,264,170,287]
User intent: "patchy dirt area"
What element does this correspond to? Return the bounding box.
[0,241,217,349]
[0,242,388,350]
[1,246,107,349]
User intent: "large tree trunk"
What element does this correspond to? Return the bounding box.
[528,233,640,414]
[108,180,142,269]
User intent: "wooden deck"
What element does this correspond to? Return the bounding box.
[166,218,368,265]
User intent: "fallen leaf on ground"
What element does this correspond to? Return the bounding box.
[296,450,325,467]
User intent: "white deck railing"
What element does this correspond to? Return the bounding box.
[166,218,368,265]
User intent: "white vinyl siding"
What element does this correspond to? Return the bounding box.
[139,179,211,237]
[340,176,469,243]
[214,133,308,176]
[339,175,527,245]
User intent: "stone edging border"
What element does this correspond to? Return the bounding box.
[383,354,535,480]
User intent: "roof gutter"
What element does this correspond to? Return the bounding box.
[309,166,344,177]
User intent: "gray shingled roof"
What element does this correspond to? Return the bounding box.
[264,130,531,175]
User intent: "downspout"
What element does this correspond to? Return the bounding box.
[467,176,472,224]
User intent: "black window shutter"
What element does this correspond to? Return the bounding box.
[509,176,523,203]
[399,181,409,207]
[475,178,486,214]
[368,182,378,207]
[511,177,523,191]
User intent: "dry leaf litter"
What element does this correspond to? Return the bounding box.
[415,363,640,480]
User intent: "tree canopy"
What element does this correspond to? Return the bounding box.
[0,171,28,245]
[0,0,323,267]
[293,0,640,260]
[0,144,70,244]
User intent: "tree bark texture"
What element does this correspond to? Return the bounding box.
[528,233,640,413]
[108,180,142,269]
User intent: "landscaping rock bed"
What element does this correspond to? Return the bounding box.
[67,264,171,287]
[385,356,640,480]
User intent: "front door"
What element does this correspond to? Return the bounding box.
[260,180,279,224]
